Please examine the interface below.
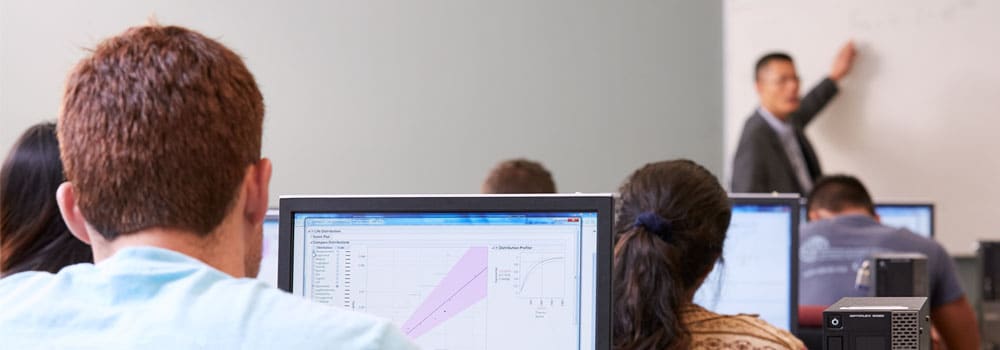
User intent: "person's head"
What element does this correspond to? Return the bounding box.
[56,24,270,278]
[806,175,877,222]
[755,52,801,119]
[481,158,556,194]
[0,122,92,277]
[612,159,732,350]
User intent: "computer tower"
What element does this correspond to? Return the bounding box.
[823,297,929,350]
[869,253,928,298]
[979,241,1000,349]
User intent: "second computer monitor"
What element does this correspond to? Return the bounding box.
[801,201,934,238]
[874,203,934,238]
[694,194,799,332]
[278,195,613,350]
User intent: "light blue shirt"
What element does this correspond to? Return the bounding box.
[0,247,419,349]
[758,106,813,192]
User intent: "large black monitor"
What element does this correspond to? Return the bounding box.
[278,195,613,350]
[694,194,800,333]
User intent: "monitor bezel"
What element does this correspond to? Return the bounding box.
[873,202,935,238]
[728,193,800,335]
[277,194,613,350]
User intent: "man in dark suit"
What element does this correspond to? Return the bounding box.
[731,42,857,194]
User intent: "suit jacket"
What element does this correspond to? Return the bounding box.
[731,78,839,194]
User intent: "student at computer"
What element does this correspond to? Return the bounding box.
[800,175,980,350]
[1,122,92,277]
[481,158,556,193]
[613,160,803,350]
[0,24,415,349]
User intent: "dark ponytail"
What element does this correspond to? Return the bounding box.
[612,160,731,350]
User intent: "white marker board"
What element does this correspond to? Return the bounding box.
[723,0,1000,255]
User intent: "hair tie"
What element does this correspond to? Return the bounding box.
[635,211,673,242]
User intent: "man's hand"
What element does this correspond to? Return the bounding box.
[829,41,857,82]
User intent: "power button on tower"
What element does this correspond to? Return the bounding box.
[827,315,844,329]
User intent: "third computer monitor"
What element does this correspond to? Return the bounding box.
[278,195,613,350]
[694,194,800,333]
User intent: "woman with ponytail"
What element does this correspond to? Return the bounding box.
[613,160,803,350]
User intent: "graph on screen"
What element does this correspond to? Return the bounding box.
[299,216,587,350]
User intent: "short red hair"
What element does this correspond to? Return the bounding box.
[59,24,264,240]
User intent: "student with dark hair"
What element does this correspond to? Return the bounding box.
[613,160,803,350]
[731,42,856,194]
[1,122,91,277]
[0,24,415,349]
[801,175,980,350]
[481,158,556,194]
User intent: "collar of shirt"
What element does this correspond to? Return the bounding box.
[97,246,213,275]
[758,106,793,136]
[830,213,880,227]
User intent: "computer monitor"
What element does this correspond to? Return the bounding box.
[799,200,934,238]
[694,194,799,332]
[874,203,934,238]
[278,195,613,350]
[256,209,279,287]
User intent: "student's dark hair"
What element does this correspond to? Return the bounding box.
[807,174,875,215]
[1,122,92,276]
[612,159,732,350]
[755,52,794,81]
[481,158,556,194]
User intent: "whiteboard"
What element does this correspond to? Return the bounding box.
[723,0,1000,255]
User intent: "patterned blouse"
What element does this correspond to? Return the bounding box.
[682,304,805,350]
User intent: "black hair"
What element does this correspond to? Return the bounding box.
[755,52,794,81]
[1,122,92,276]
[612,159,732,350]
[807,174,876,215]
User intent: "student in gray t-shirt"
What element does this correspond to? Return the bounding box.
[799,175,979,350]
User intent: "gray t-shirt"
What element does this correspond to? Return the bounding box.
[799,214,964,308]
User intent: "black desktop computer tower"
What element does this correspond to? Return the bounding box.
[868,253,928,298]
[980,241,1000,350]
[823,297,929,350]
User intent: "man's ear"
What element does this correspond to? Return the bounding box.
[56,182,92,245]
[244,158,273,225]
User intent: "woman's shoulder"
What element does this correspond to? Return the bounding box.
[682,304,805,350]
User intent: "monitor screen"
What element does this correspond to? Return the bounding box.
[801,202,934,238]
[694,195,799,332]
[279,195,612,350]
[874,204,933,238]
[256,209,280,287]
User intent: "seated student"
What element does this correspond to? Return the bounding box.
[481,158,556,193]
[800,175,980,350]
[1,122,92,277]
[0,24,415,349]
[613,160,803,350]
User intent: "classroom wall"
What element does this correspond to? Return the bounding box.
[723,0,1000,255]
[0,0,724,200]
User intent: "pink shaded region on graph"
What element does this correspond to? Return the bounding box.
[400,246,488,338]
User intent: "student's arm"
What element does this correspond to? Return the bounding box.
[931,296,980,350]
